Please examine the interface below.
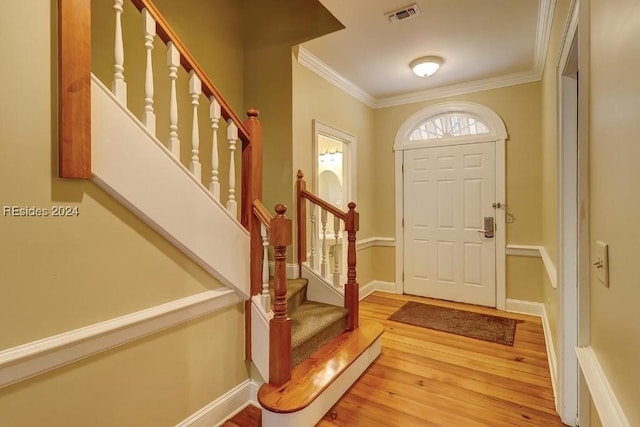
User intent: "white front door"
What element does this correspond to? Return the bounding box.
[403,142,496,307]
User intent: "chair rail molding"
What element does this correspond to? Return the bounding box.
[576,347,630,427]
[0,289,242,389]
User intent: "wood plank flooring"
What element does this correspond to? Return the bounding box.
[225,292,565,426]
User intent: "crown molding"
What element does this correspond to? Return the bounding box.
[535,0,557,73]
[295,46,377,108]
[296,0,554,109]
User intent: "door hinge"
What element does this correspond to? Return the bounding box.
[492,202,506,209]
[402,271,404,281]
[402,218,405,228]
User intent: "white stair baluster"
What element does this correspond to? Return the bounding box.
[188,71,202,182]
[167,42,180,158]
[261,223,271,313]
[209,96,221,200]
[333,215,341,287]
[321,209,328,278]
[310,203,317,270]
[112,0,127,105]
[226,120,238,217]
[142,9,156,135]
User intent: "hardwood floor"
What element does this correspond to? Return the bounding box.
[319,292,564,426]
[225,292,565,426]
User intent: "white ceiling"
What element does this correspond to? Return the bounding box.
[300,0,552,108]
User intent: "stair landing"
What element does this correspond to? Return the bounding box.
[258,321,384,426]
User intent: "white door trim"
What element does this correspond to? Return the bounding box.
[558,1,589,425]
[393,102,507,310]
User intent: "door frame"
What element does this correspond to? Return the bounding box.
[393,102,508,310]
[557,0,590,424]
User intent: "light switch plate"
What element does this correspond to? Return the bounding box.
[596,240,609,287]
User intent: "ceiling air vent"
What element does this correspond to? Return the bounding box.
[386,4,421,22]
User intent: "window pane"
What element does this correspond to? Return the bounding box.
[409,113,490,141]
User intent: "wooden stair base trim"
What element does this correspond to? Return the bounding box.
[258,321,384,415]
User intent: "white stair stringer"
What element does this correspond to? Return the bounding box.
[90,75,249,298]
[301,264,344,307]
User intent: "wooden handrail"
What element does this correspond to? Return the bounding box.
[130,0,251,144]
[252,200,272,231]
[299,189,346,221]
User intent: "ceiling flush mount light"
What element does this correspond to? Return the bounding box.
[410,56,443,77]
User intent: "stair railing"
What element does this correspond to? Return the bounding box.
[59,0,258,216]
[59,0,268,359]
[296,170,360,331]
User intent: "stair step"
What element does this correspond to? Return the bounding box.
[258,321,384,422]
[269,277,307,316]
[290,301,349,367]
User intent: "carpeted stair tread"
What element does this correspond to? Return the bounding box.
[289,301,349,367]
[269,277,308,316]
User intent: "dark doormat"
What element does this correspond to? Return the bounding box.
[388,301,517,346]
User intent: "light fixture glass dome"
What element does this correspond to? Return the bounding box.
[410,56,443,77]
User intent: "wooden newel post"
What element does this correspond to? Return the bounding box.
[269,204,292,386]
[345,202,359,330]
[296,170,307,277]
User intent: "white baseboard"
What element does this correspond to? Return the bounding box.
[506,244,557,289]
[359,281,398,299]
[505,299,557,406]
[176,379,261,427]
[504,298,545,317]
[0,289,242,389]
[576,347,630,427]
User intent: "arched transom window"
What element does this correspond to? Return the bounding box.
[409,113,490,141]
[395,101,507,150]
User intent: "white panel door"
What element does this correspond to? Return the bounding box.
[403,142,496,307]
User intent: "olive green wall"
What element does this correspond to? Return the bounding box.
[292,57,378,286]
[0,307,246,427]
[291,55,376,239]
[291,52,546,296]
[241,0,343,260]
[0,0,247,424]
[588,0,640,423]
